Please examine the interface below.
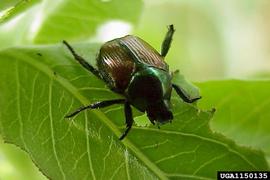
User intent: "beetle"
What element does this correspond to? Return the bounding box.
[63,24,201,140]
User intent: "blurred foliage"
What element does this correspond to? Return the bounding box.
[135,0,270,81]
[0,137,46,180]
[135,1,226,81]
[1,0,270,81]
[0,0,18,11]
[0,0,142,48]
[33,0,142,43]
[0,0,40,23]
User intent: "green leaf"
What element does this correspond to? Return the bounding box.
[0,0,142,50]
[0,44,268,180]
[0,0,18,11]
[197,80,270,165]
[0,0,40,50]
[0,0,40,23]
[0,137,46,180]
[33,0,143,43]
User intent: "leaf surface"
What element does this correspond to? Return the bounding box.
[198,80,270,165]
[0,44,268,180]
[33,0,142,43]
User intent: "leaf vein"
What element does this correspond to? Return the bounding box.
[125,149,131,180]
[49,79,66,180]
[134,127,257,169]
[84,112,96,180]
[101,137,114,178]
[193,153,228,175]
[110,162,125,180]
[15,61,28,150]
[155,144,200,164]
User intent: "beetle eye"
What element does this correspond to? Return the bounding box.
[160,110,173,121]
[168,111,173,119]
[146,103,173,123]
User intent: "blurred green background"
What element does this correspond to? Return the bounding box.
[135,0,270,81]
[0,0,270,179]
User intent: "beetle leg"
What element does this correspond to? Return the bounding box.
[65,99,125,118]
[149,119,155,125]
[161,24,175,57]
[63,40,102,79]
[172,84,201,103]
[119,102,133,140]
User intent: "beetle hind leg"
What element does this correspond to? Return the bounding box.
[161,24,175,57]
[119,102,133,140]
[63,40,102,79]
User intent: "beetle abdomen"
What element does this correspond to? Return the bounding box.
[97,39,135,92]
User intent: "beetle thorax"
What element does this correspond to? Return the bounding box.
[126,67,172,112]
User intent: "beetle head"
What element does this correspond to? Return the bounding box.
[146,99,173,123]
[127,67,173,123]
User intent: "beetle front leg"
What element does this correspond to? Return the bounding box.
[161,24,175,57]
[63,40,102,79]
[119,102,133,140]
[65,99,125,118]
[172,84,201,103]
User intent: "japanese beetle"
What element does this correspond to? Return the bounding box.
[63,24,201,140]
